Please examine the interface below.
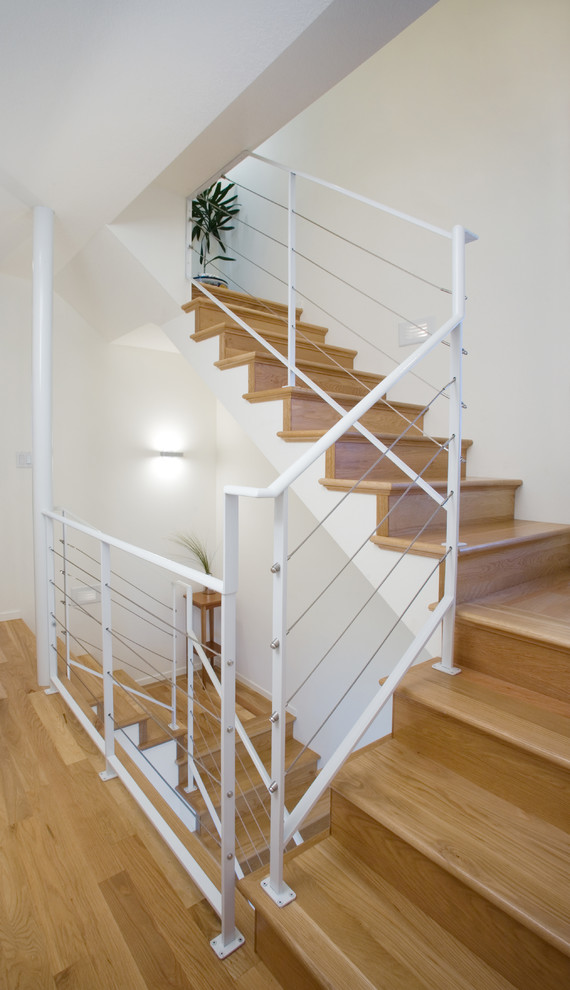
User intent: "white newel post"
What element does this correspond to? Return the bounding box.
[287,171,296,387]
[435,224,466,676]
[211,492,244,959]
[263,490,296,907]
[100,541,117,781]
[32,206,55,687]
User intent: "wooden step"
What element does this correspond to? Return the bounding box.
[372,518,570,604]
[321,476,522,538]
[455,570,570,700]
[240,835,522,990]
[330,739,570,989]
[393,660,570,832]
[244,385,425,435]
[195,321,358,371]
[0,679,7,709]
[180,734,321,831]
[215,350,384,397]
[188,301,328,347]
[295,430,472,482]
[186,783,330,877]
[183,284,313,338]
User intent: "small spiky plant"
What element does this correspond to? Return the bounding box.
[172,533,214,575]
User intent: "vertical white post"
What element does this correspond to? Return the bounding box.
[262,490,296,907]
[100,541,117,780]
[32,206,54,687]
[287,172,296,387]
[434,224,465,676]
[61,512,71,678]
[170,583,182,730]
[210,492,244,959]
[46,516,58,688]
[184,585,195,793]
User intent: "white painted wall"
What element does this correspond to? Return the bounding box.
[0,272,218,636]
[227,0,570,524]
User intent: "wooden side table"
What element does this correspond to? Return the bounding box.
[192,591,221,687]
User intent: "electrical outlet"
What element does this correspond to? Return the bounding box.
[16,451,32,468]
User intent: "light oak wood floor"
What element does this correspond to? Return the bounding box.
[0,620,281,990]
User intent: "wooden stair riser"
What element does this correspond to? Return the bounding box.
[330,790,570,990]
[217,327,357,370]
[454,616,570,702]
[451,531,570,605]
[375,481,519,539]
[254,914,320,990]
[179,742,320,828]
[393,692,570,833]
[325,434,470,483]
[276,391,425,435]
[218,353,384,397]
[176,717,294,784]
[185,293,323,342]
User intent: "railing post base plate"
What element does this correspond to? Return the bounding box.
[432,661,462,676]
[210,930,245,959]
[45,686,58,695]
[261,876,296,907]
[99,767,118,782]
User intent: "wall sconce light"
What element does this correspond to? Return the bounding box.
[159,450,184,458]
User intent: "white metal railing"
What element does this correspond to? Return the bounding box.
[32,158,477,959]
[42,509,244,959]
[187,153,476,909]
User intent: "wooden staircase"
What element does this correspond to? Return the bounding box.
[184,284,570,988]
[56,649,327,876]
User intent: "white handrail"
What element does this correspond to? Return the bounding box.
[44,510,223,593]
[248,152,454,240]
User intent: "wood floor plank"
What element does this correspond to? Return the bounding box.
[29,689,95,766]
[0,623,281,989]
[0,719,33,826]
[115,833,256,988]
[53,956,101,989]
[13,810,104,973]
[0,827,56,990]
[100,869,196,990]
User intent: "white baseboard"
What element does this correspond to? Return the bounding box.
[0,610,22,622]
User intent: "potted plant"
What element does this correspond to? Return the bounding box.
[191,180,239,287]
[173,533,216,593]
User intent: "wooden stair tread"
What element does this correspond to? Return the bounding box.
[193,319,358,365]
[456,570,570,648]
[399,662,570,767]
[214,350,384,391]
[333,739,570,954]
[243,384,423,415]
[185,282,303,321]
[189,310,330,344]
[241,836,518,990]
[278,428,471,444]
[180,735,321,816]
[372,517,570,558]
[320,476,523,495]
[186,787,330,872]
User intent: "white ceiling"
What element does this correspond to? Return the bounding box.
[0,0,437,312]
